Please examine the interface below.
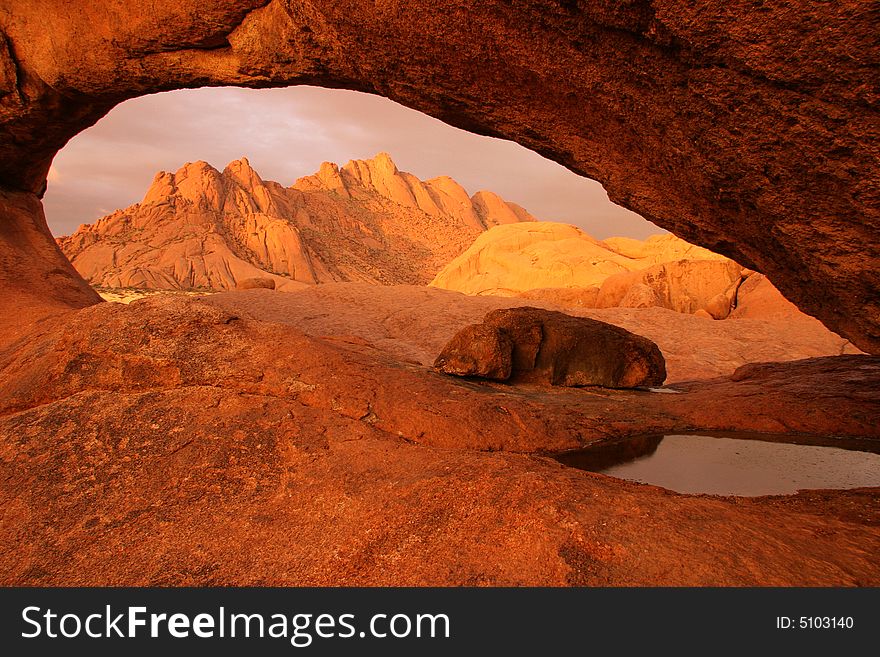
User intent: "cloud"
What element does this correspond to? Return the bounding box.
[43,86,663,240]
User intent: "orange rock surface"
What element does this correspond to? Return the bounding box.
[205,284,862,384]
[1,289,878,585]
[431,223,846,326]
[730,273,805,320]
[0,1,878,587]
[430,222,727,297]
[595,260,746,318]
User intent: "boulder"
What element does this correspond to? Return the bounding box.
[730,273,802,320]
[435,307,666,388]
[704,289,734,320]
[432,324,513,380]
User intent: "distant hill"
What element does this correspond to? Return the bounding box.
[427,221,777,320]
[429,221,729,296]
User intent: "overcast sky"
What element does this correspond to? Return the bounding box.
[44,86,662,240]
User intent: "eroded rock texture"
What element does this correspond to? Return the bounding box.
[0,1,878,350]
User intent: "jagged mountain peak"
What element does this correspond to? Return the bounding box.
[59,153,536,291]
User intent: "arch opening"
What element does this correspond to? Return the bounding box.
[30,82,861,394]
[46,86,693,298]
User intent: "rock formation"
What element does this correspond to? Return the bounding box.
[430,222,727,297]
[435,307,666,388]
[431,221,755,319]
[595,260,747,319]
[0,0,878,588]
[0,1,876,351]
[729,273,806,320]
[431,222,842,325]
[58,153,533,290]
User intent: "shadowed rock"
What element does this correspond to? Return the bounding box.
[435,307,666,388]
[432,324,513,380]
[236,276,276,290]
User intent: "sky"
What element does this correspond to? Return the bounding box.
[44,86,663,240]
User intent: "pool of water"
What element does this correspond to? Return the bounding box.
[554,432,880,496]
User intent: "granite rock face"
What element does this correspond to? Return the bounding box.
[431,222,754,321]
[729,273,805,320]
[0,1,877,351]
[596,260,747,319]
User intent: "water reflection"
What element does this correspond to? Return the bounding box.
[555,433,664,471]
[554,432,880,496]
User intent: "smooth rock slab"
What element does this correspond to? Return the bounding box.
[435,307,666,388]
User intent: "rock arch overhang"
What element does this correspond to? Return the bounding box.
[0,0,877,352]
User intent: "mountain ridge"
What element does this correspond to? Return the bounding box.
[58,152,535,291]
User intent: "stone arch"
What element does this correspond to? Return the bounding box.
[0,1,877,351]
